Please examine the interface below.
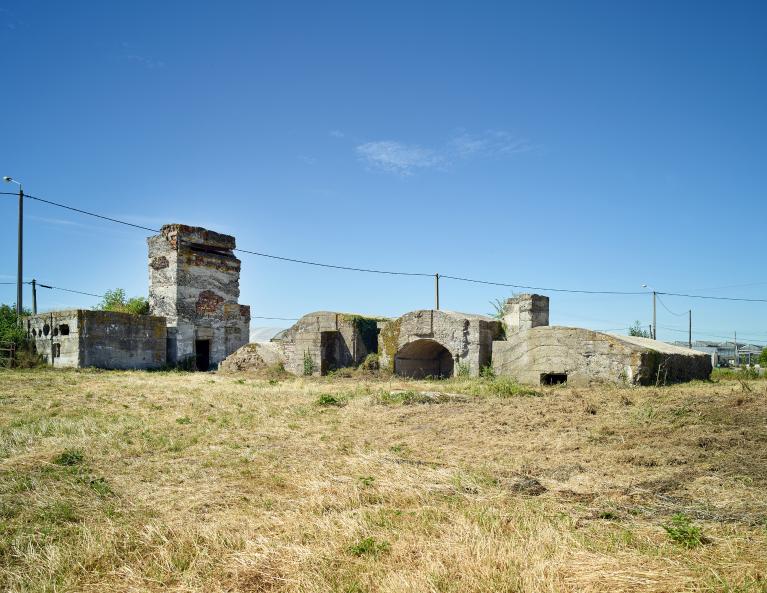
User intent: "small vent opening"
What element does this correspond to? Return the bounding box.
[541,373,567,385]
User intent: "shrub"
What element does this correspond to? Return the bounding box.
[303,350,315,376]
[662,513,704,548]
[480,364,495,379]
[456,362,470,378]
[0,303,30,347]
[629,321,651,338]
[360,353,379,371]
[97,289,149,315]
[760,347,767,367]
[740,365,760,380]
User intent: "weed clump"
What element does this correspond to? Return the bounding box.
[316,393,346,407]
[53,449,84,466]
[662,514,705,548]
[347,536,390,557]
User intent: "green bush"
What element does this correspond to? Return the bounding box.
[97,289,149,315]
[303,350,315,376]
[760,348,767,367]
[360,353,379,371]
[0,303,29,347]
[629,321,651,338]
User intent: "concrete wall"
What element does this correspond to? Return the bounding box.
[379,310,503,378]
[148,224,250,368]
[273,311,379,375]
[26,310,166,369]
[502,293,550,333]
[492,326,712,386]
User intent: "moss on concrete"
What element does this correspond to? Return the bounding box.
[378,318,402,372]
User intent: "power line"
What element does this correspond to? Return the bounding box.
[23,193,160,233]
[441,274,646,295]
[36,283,105,299]
[657,291,767,303]
[233,247,431,277]
[656,294,688,317]
[5,190,767,301]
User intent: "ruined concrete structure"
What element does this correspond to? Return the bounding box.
[491,294,712,386]
[23,223,249,371]
[272,311,380,375]
[148,224,250,370]
[26,310,166,369]
[229,294,710,385]
[378,310,503,378]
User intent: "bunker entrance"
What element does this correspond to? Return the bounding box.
[394,339,454,379]
[540,373,567,385]
[320,331,351,374]
[195,339,211,371]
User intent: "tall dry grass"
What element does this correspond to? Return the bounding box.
[0,368,765,592]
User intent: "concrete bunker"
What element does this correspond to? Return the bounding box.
[268,311,383,376]
[492,294,712,386]
[394,338,454,378]
[379,309,503,378]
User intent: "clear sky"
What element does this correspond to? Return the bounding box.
[1,1,765,345]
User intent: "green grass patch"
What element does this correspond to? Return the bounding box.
[316,393,347,407]
[347,536,391,557]
[53,449,84,466]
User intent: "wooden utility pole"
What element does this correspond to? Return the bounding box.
[434,273,440,310]
[652,291,657,339]
[734,331,738,366]
[31,279,37,315]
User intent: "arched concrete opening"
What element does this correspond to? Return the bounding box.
[394,339,454,379]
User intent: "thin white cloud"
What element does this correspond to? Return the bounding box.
[329,130,345,138]
[356,130,533,176]
[125,54,165,69]
[356,141,442,176]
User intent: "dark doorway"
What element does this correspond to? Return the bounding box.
[195,339,211,371]
[394,339,454,379]
[540,373,567,385]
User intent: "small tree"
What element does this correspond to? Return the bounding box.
[0,303,29,347]
[97,289,149,315]
[759,347,767,367]
[629,321,651,338]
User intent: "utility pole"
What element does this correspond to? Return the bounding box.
[641,285,657,340]
[3,177,24,325]
[31,279,37,315]
[734,331,738,367]
[688,310,692,350]
[434,273,440,311]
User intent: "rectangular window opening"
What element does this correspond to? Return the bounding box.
[541,373,567,385]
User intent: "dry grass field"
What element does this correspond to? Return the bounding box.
[1,368,766,593]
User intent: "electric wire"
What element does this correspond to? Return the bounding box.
[656,294,689,317]
[3,191,767,301]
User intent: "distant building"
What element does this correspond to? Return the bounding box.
[671,340,764,367]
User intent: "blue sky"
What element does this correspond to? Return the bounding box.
[1,1,765,344]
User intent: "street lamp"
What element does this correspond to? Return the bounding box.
[3,176,23,324]
[641,284,656,340]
